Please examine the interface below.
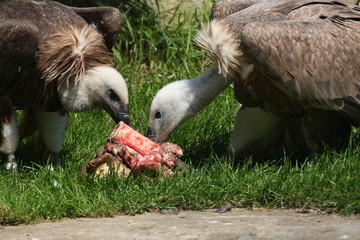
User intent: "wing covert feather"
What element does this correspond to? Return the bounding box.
[0,20,39,91]
[240,18,360,111]
[70,7,122,50]
[211,0,263,19]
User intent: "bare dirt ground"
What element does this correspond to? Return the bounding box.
[1,208,359,240]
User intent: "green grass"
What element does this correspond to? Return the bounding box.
[0,0,359,225]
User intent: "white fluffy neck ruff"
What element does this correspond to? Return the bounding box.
[37,24,112,87]
[57,66,127,112]
[194,20,243,77]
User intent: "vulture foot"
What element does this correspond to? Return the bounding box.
[5,153,18,172]
[49,152,60,169]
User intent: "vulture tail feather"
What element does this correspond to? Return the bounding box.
[194,20,242,77]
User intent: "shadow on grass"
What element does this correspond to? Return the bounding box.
[179,132,231,168]
[1,137,74,172]
[179,130,360,171]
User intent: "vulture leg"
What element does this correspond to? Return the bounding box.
[228,106,307,161]
[0,98,19,171]
[302,109,352,161]
[227,106,286,160]
[34,109,69,168]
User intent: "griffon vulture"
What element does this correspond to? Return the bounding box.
[0,0,130,170]
[147,0,360,161]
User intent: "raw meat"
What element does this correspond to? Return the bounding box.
[80,122,185,178]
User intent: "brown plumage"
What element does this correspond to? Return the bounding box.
[210,0,262,20]
[0,0,129,169]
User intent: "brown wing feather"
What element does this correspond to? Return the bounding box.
[0,19,41,107]
[0,0,87,34]
[0,19,39,80]
[240,18,360,117]
[210,0,263,20]
[220,0,360,37]
[70,6,122,50]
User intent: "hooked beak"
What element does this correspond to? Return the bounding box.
[146,127,157,142]
[107,105,130,125]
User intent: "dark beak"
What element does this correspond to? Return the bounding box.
[146,127,157,142]
[107,105,130,125]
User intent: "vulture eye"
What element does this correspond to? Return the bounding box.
[109,89,120,102]
[155,111,162,119]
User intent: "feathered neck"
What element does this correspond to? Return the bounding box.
[36,24,112,87]
[179,65,234,120]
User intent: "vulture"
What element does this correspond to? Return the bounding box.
[0,0,130,170]
[147,0,360,161]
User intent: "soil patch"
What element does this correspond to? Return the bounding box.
[1,208,359,240]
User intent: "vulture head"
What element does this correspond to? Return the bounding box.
[147,67,232,143]
[37,24,130,124]
[147,80,194,143]
[57,66,129,124]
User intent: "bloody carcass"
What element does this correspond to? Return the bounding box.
[80,122,184,178]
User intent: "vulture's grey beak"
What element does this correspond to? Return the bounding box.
[107,105,130,125]
[146,127,157,142]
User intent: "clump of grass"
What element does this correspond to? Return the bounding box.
[114,0,211,73]
[1,146,359,224]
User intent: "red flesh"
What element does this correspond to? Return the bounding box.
[109,122,162,155]
[85,122,183,177]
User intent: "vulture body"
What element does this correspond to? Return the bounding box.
[148,0,360,161]
[0,0,130,169]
